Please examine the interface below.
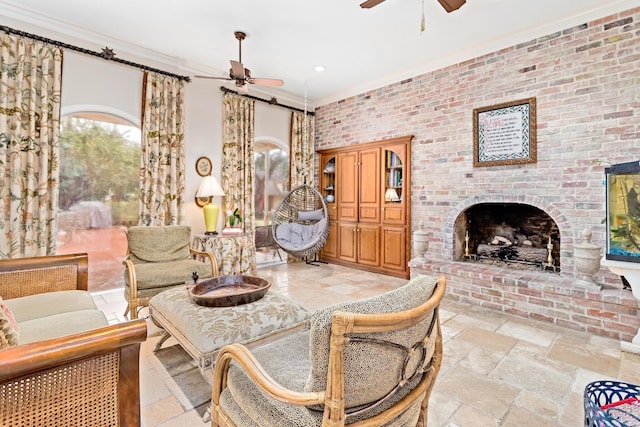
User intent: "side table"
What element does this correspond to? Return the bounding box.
[193,234,253,275]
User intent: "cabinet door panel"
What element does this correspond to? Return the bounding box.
[338,152,358,221]
[381,226,406,271]
[357,224,380,267]
[358,148,380,223]
[383,206,403,222]
[338,222,357,262]
[321,221,338,259]
[339,206,357,220]
[328,204,338,221]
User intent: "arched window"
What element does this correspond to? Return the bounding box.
[57,109,141,293]
[254,138,289,226]
[254,138,288,266]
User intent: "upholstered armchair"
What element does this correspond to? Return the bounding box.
[211,274,446,427]
[123,225,218,319]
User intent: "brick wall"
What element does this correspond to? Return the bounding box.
[314,7,640,340]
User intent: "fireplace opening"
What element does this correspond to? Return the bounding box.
[454,203,561,272]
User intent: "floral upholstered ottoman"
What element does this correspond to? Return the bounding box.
[149,286,310,383]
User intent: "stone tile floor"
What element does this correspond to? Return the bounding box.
[91,261,640,427]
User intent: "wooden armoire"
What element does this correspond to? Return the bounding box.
[317,135,412,278]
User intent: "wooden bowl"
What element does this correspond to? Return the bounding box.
[189,275,271,307]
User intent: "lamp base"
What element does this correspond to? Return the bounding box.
[204,231,218,236]
[203,203,220,235]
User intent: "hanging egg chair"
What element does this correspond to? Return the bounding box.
[271,184,329,261]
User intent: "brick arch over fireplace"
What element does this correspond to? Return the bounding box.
[443,194,574,271]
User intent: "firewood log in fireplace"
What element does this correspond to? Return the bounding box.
[476,244,548,263]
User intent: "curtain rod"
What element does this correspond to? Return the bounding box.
[0,25,191,82]
[220,86,315,116]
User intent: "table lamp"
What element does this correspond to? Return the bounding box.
[384,188,400,202]
[196,176,225,235]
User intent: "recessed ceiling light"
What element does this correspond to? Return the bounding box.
[314,65,326,72]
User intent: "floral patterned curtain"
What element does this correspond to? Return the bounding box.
[139,71,185,226]
[290,110,314,188]
[221,92,256,270]
[0,34,62,258]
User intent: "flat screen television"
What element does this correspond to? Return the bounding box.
[605,160,640,263]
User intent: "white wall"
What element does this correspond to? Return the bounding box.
[61,52,142,123]
[255,102,291,143]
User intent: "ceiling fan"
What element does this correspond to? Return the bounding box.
[195,31,284,94]
[360,0,466,13]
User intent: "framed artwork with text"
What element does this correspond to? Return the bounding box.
[473,97,537,167]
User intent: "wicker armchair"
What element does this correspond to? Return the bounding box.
[0,319,147,426]
[211,275,446,427]
[0,253,147,426]
[123,225,219,319]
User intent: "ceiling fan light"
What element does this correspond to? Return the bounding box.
[314,65,326,72]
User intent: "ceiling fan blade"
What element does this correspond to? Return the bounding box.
[193,75,233,81]
[360,0,385,8]
[248,78,284,87]
[437,0,466,13]
[230,60,245,80]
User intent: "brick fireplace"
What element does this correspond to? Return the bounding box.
[314,7,640,341]
[452,198,561,270]
[409,193,639,341]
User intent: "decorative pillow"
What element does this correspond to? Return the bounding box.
[298,209,323,221]
[0,296,19,349]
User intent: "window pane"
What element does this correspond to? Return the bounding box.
[254,144,289,226]
[57,115,140,293]
[254,142,288,266]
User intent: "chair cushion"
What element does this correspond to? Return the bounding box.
[0,297,19,349]
[221,330,323,427]
[304,274,438,409]
[127,225,192,263]
[5,290,98,323]
[125,260,212,290]
[17,309,108,345]
[220,330,425,426]
[298,209,323,221]
[275,219,327,251]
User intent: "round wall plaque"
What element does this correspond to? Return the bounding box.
[196,156,212,177]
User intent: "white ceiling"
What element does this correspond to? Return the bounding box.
[1,0,639,106]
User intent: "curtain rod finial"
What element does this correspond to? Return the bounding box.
[101,47,116,60]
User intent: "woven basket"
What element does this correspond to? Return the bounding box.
[584,380,640,427]
[271,184,329,259]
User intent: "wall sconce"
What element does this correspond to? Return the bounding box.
[196,175,225,235]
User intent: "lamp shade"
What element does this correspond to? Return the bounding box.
[196,175,225,198]
[385,188,400,202]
